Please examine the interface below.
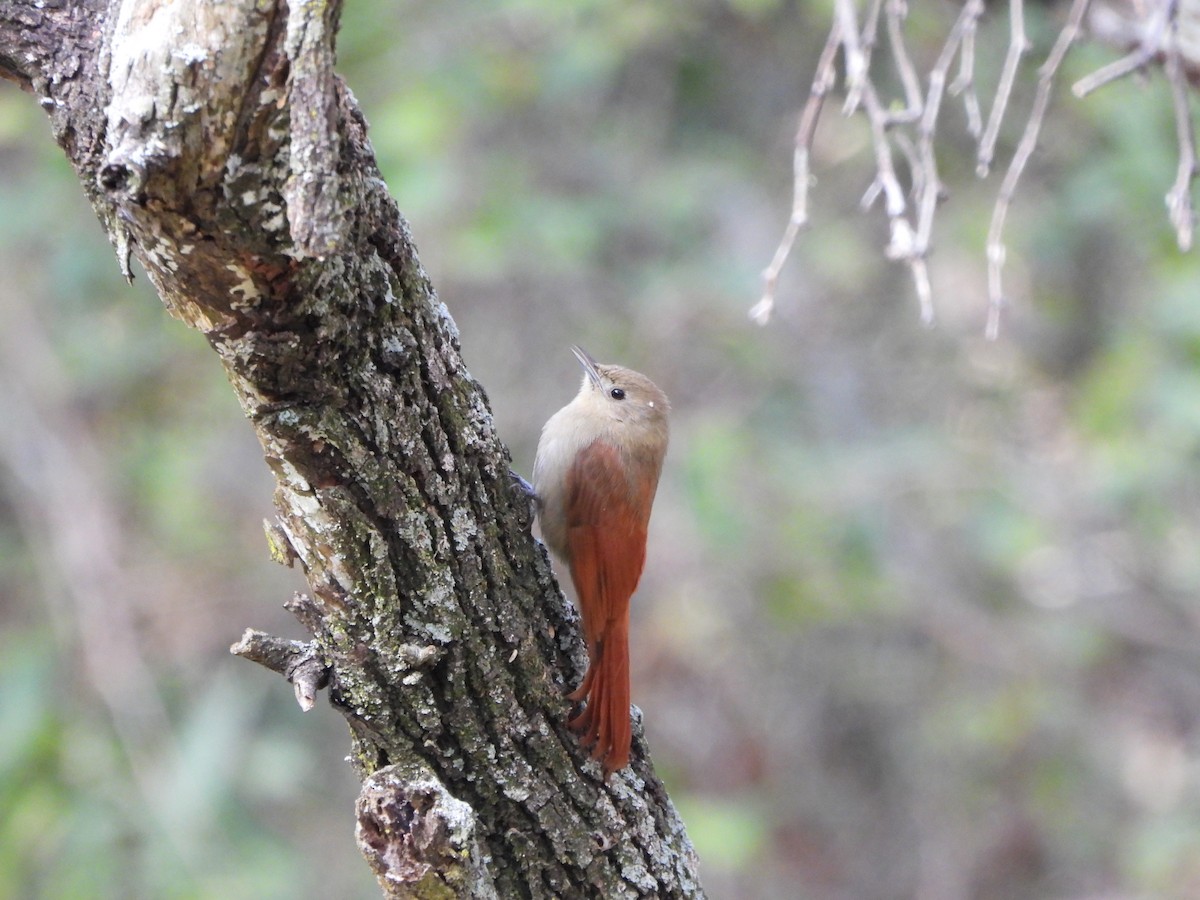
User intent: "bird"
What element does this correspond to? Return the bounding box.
[532,345,669,776]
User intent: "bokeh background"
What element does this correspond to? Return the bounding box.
[4,1,1200,897]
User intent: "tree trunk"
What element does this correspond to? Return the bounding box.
[0,2,704,897]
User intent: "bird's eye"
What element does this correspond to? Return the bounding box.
[609,387,626,400]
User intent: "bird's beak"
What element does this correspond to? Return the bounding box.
[571,345,604,389]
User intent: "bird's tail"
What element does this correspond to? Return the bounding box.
[567,616,632,776]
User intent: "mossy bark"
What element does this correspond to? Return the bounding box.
[0,2,704,897]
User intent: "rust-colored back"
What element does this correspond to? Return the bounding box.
[563,438,656,775]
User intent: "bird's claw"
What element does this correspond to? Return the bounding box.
[510,470,541,512]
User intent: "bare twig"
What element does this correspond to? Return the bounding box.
[890,127,936,323]
[838,0,869,114]
[886,0,926,122]
[979,0,1032,177]
[860,79,933,321]
[230,628,330,711]
[883,0,989,328]
[949,0,985,139]
[1165,13,1197,251]
[1072,0,1171,97]
[861,177,883,210]
[850,0,887,116]
[910,258,933,323]
[1071,0,1193,248]
[917,0,987,255]
[892,130,924,202]
[860,81,911,229]
[986,0,1093,339]
[1071,45,1157,96]
[761,0,1195,332]
[754,23,842,324]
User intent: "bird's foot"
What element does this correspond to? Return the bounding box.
[510,470,541,512]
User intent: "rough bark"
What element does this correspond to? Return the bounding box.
[0,2,704,897]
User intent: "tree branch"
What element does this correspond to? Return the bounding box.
[986,0,1092,339]
[0,1,704,896]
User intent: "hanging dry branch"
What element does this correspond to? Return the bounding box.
[752,23,843,325]
[1071,0,1198,253]
[985,0,1092,338]
[1165,44,1197,251]
[760,0,1200,335]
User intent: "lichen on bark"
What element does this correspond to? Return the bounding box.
[0,1,704,896]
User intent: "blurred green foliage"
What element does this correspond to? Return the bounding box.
[4,0,1200,898]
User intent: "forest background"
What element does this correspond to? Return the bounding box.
[3,0,1200,898]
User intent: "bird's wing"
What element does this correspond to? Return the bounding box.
[563,438,655,774]
[563,438,651,649]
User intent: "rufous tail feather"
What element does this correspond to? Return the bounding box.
[568,616,631,776]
